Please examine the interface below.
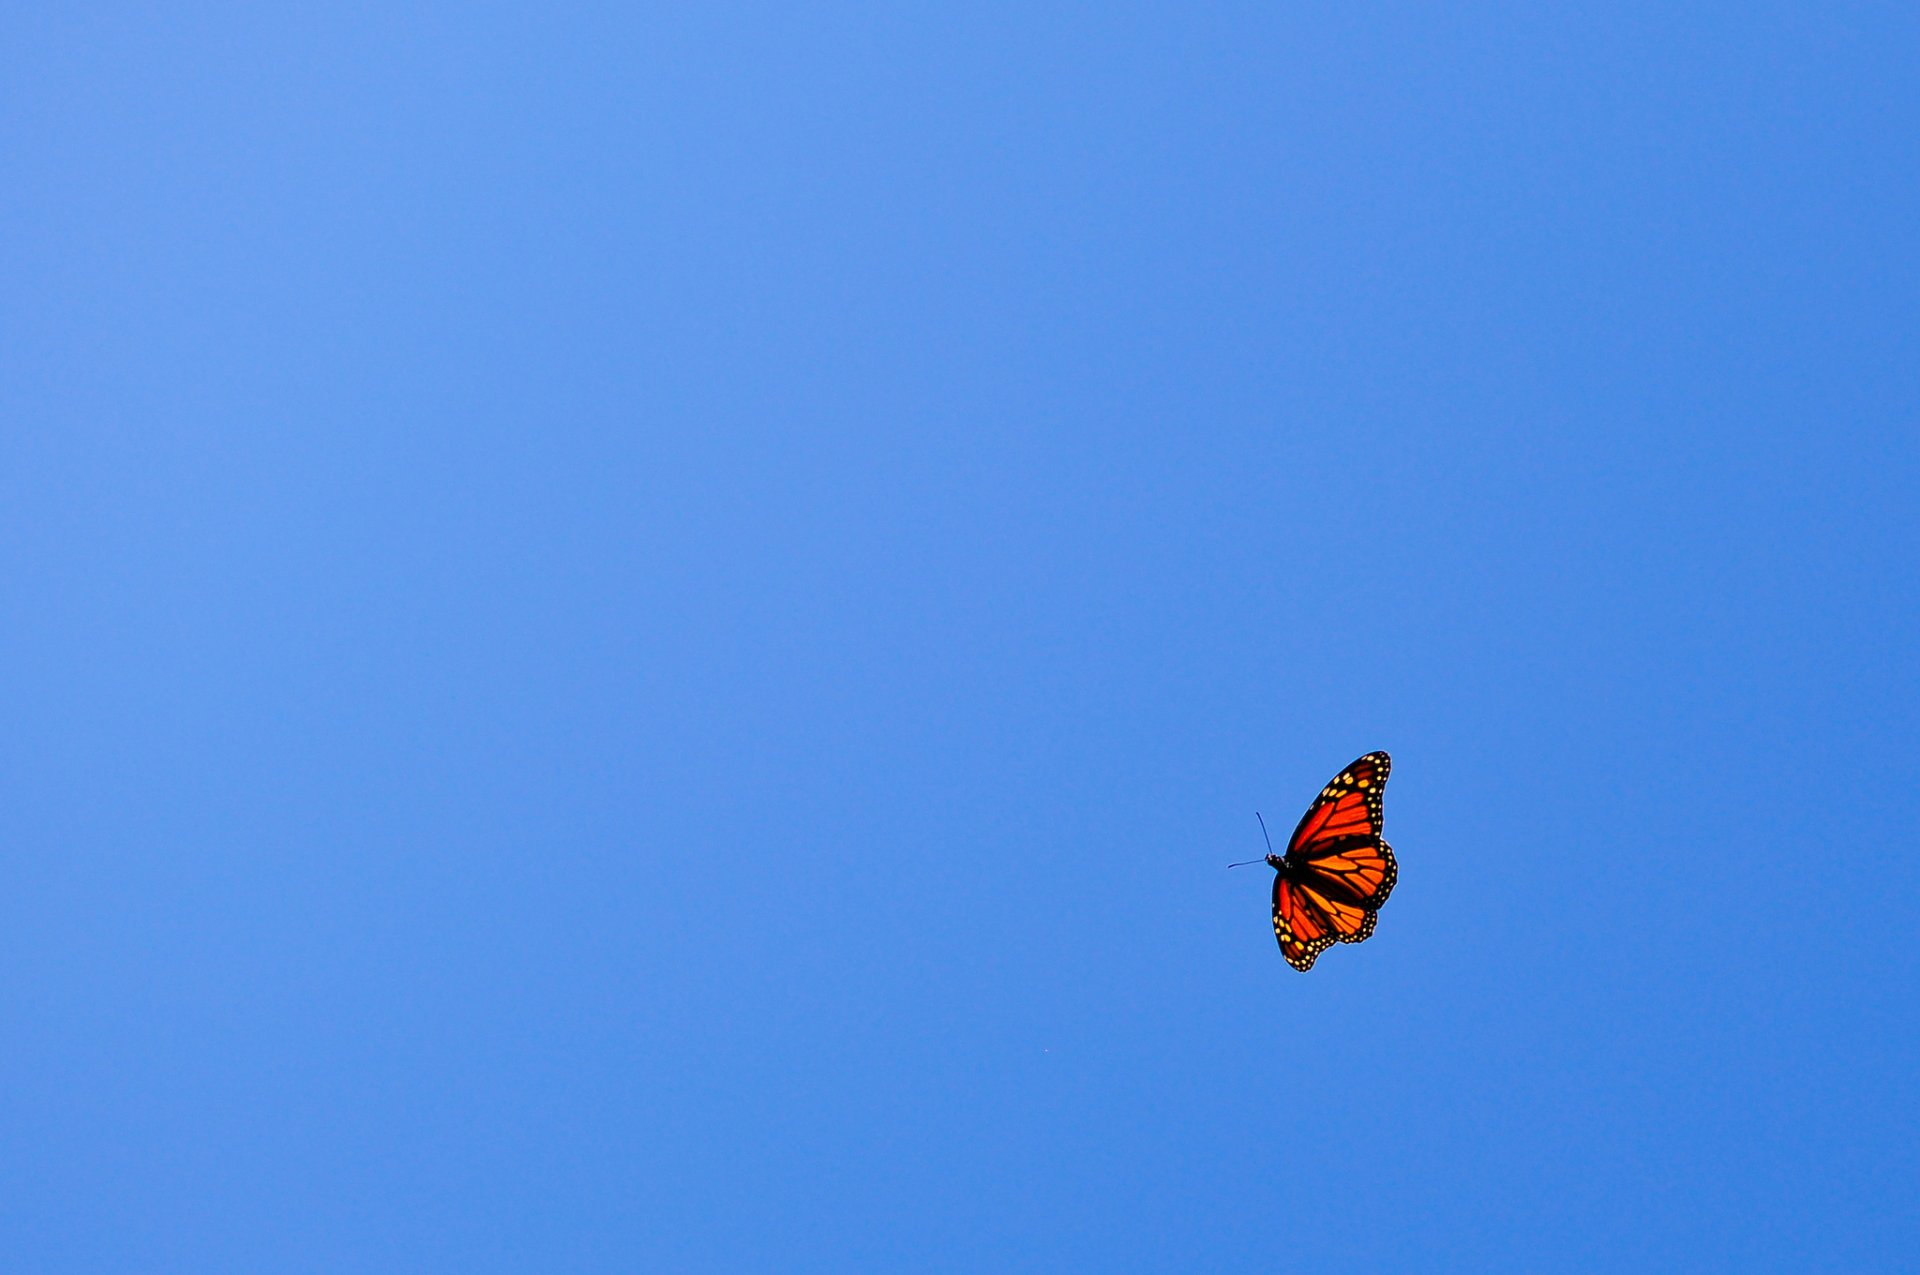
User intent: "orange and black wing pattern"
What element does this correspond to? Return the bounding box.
[1271,752,1397,971]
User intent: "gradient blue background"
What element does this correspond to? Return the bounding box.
[5,5,1916,1270]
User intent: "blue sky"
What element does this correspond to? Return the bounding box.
[4,4,1917,1270]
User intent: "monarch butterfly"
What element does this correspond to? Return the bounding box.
[1261,752,1398,971]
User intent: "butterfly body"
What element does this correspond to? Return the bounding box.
[1267,752,1398,971]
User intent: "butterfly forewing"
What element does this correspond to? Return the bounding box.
[1286,752,1389,854]
[1272,876,1337,971]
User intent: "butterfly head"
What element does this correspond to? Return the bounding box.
[1266,852,1286,871]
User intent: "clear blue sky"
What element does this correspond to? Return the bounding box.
[5,4,1916,1271]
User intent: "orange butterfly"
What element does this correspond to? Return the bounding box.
[1262,752,1398,971]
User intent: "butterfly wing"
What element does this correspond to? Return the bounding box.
[1272,874,1338,971]
[1272,752,1397,968]
[1301,838,1396,916]
[1286,752,1389,858]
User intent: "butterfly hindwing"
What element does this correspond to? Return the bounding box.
[1294,877,1373,941]
[1296,837,1397,911]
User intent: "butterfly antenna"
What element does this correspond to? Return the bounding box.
[1228,813,1278,868]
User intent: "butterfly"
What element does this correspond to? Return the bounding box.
[1263,752,1398,971]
